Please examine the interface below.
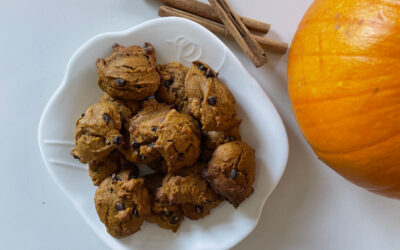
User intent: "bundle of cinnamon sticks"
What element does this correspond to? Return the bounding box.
[157,0,288,67]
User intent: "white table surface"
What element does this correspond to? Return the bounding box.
[1,0,400,249]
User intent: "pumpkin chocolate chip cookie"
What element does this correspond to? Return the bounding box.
[119,99,172,164]
[156,62,188,110]
[96,43,160,101]
[88,150,139,186]
[155,109,201,173]
[202,141,255,208]
[100,93,139,122]
[144,174,184,232]
[120,99,201,173]
[94,170,151,238]
[183,61,240,131]
[201,124,242,161]
[156,163,222,220]
[72,102,122,164]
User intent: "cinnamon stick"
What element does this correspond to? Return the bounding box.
[159,6,288,54]
[207,0,267,67]
[159,0,270,34]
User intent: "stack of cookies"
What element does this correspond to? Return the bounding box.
[71,43,256,238]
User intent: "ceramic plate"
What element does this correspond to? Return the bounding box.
[38,17,289,250]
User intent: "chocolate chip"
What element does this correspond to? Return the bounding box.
[216,72,219,77]
[197,63,206,71]
[205,200,212,205]
[151,126,158,132]
[111,173,121,182]
[205,68,215,78]
[226,136,236,142]
[103,113,111,124]
[170,216,181,224]
[113,136,122,146]
[147,143,154,149]
[230,169,237,179]
[129,168,139,179]
[115,78,126,86]
[207,96,217,106]
[81,113,85,118]
[144,42,153,53]
[112,43,120,49]
[147,95,155,100]
[115,202,125,211]
[195,205,203,214]
[178,153,184,160]
[133,207,139,217]
[161,210,172,218]
[71,153,80,160]
[131,140,141,148]
[163,78,174,87]
[109,188,114,193]
[139,154,146,161]
[134,85,143,89]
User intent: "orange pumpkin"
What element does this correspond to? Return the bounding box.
[288,0,400,198]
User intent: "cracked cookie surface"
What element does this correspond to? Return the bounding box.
[156,62,188,110]
[202,141,255,208]
[183,61,240,131]
[89,150,139,186]
[201,124,242,161]
[94,170,151,238]
[156,163,222,220]
[144,174,184,232]
[119,99,171,164]
[100,93,139,122]
[96,43,160,101]
[72,102,122,164]
[155,109,201,173]
[120,99,201,173]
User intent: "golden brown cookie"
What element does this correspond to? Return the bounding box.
[202,141,255,208]
[119,99,171,164]
[201,124,242,161]
[88,150,139,186]
[156,62,188,109]
[155,109,201,173]
[144,174,184,232]
[72,102,122,164]
[96,43,160,101]
[100,93,139,122]
[156,163,222,220]
[119,99,201,173]
[94,170,151,238]
[183,61,240,131]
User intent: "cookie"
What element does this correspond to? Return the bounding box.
[119,99,171,164]
[100,93,139,122]
[201,124,242,161]
[96,43,160,101]
[156,163,222,220]
[88,150,139,186]
[202,141,255,208]
[144,174,184,232]
[183,61,240,131]
[120,99,201,173]
[94,170,151,238]
[72,102,122,164]
[155,109,201,173]
[156,62,188,110]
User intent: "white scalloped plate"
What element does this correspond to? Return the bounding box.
[38,17,289,250]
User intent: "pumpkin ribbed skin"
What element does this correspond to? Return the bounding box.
[288,0,400,198]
